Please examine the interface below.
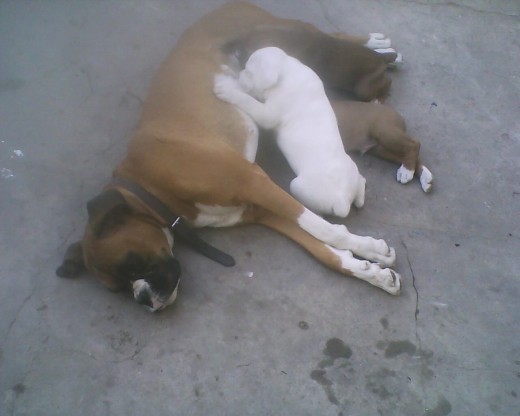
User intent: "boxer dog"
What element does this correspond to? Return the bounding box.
[56,1,401,312]
[331,100,433,192]
[214,47,366,217]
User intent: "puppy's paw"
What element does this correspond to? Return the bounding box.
[419,166,433,193]
[366,33,392,49]
[397,165,414,184]
[213,74,240,103]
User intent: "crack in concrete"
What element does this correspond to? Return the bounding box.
[400,237,420,321]
[400,0,519,18]
[4,286,37,342]
[400,236,429,405]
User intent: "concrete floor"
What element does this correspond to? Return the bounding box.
[1,1,519,415]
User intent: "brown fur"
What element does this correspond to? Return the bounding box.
[331,101,427,178]
[57,1,398,295]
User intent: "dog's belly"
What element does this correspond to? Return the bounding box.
[193,203,246,228]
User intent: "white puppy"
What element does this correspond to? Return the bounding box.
[214,47,365,218]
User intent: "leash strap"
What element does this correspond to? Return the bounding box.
[111,177,235,267]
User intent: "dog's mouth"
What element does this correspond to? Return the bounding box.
[133,278,180,312]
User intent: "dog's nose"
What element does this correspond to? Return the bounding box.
[135,289,153,308]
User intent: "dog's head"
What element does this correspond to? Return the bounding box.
[238,46,287,99]
[56,190,180,312]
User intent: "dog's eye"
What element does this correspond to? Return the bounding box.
[117,251,150,280]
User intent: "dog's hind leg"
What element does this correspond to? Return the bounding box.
[249,208,400,295]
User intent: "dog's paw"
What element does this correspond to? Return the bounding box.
[365,33,392,49]
[397,165,414,184]
[374,47,403,68]
[419,166,433,193]
[213,74,240,103]
[377,268,401,295]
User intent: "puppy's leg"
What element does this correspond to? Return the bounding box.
[249,208,400,295]
[214,74,279,129]
[289,176,351,218]
[331,32,392,49]
[367,128,433,192]
[354,65,392,102]
[416,161,434,193]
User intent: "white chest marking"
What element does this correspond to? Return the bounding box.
[193,203,246,228]
[161,228,174,252]
[238,109,259,162]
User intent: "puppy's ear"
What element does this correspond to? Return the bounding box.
[86,190,132,238]
[56,241,85,278]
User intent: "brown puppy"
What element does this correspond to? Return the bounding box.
[331,101,433,192]
[224,26,397,101]
[57,1,401,311]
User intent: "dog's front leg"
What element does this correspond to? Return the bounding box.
[241,167,396,267]
[250,207,400,295]
[214,74,279,129]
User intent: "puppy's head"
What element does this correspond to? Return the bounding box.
[239,47,287,99]
[57,190,180,312]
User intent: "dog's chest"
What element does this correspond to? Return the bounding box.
[193,203,246,228]
[237,110,259,162]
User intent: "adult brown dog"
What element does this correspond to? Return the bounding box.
[57,1,401,311]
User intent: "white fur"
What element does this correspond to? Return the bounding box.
[133,278,179,312]
[297,208,396,267]
[237,109,259,162]
[396,165,414,184]
[420,166,433,193]
[365,33,391,49]
[162,228,174,252]
[326,246,400,295]
[214,47,365,218]
[193,203,246,227]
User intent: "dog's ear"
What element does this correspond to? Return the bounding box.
[56,241,85,278]
[86,189,132,238]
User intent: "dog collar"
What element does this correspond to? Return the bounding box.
[110,176,235,267]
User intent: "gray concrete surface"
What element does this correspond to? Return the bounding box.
[1,1,519,415]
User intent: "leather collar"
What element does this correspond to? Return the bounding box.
[109,176,235,267]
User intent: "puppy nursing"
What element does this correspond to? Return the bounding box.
[214,47,365,218]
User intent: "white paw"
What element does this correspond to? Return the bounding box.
[397,165,414,184]
[420,166,433,193]
[366,33,392,49]
[213,74,240,102]
[378,245,396,268]
[366,239,396,268]
[377,269,401,295]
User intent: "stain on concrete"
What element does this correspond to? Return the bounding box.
[425,395,452,415]
[323,338,352,360]
[12,383,26,396]
[365,368,396,400]
[299,321,309,330]
[384,340,417,358]
[377,339,423,358]
[310,338,353,408]
[318,357,335,369]
[311,369,332,386]
[310,370,339,405]
[380,317,389,329]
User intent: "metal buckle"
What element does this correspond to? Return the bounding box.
[171,217,181,229]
